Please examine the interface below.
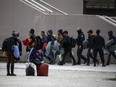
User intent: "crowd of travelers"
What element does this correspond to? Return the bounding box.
[2,28,116,76]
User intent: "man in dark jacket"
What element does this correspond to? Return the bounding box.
[93,29,106,67]
[58,31,76,65]
[86,30,99,66]
[106,30,116,65]
[76,28,87,65]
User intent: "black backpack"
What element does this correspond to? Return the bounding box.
[26,64,35,76]
[2,37,14,52]
[70,37,76,48]
[36,36,43,50]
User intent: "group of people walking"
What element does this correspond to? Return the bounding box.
[24,28,116,67]
[2,28,116,76]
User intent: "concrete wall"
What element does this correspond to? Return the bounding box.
[43,0,83,14]
[0,0,45,61]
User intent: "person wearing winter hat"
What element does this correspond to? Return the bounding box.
[106,30,116,65]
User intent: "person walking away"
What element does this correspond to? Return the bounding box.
[76,28,87,65]
[2,31,22,76]
[93,29,106,67]
[106,31,116,65]
[58,31,76,65]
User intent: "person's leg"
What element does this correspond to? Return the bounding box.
[11,53,16,76]
[6,52,11,76]
[69,49,76,65]
[58,49,68,65]
[111,51,116,59]
[93,49,98,67]
[87,49,90,65]
[89,50,99,65]
[77,47,82,65]
[99,49,105,67]
[48,50,55,64]
[106,52,111,65]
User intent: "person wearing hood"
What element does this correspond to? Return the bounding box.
[46,30,56,64]
[106,30,116,65]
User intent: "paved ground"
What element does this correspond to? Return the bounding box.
[0,63,116,87]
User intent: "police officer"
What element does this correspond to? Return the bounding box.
[58,31,76,65]
[93,29,105,67]
[76,28,87,65]
[106,31,116,65]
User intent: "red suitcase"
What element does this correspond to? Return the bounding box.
[37,63,49,76]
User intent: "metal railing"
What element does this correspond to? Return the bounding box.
[19,0,68,15]
[97,15,116,27]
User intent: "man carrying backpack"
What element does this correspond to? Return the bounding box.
[58,31,76,65]
[2,31,22,76]
[27,29,43,63]
[106,31,116,65]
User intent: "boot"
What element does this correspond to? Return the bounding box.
[11,65,16,76]
[7,64,11,76]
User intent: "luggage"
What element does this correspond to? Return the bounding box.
[26,63,35,76]
[105,39,114,47]
[37,63,49,76]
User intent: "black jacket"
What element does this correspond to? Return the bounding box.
[77,32,85,46]
[62,36,71,49]
[93,35,105,49]
[87,35,95,49]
